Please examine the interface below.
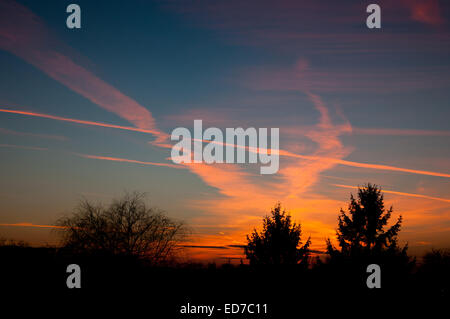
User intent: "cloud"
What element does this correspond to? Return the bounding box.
[0,0,168,144]
[332,184,450,203]
[170,82,351,252]
[0,222,65,229]
[279,151,450,179]
[172,58,450,254]
[0,108,163,136]
[75,153,184,169]
[401,0,445,26]
[0,143,47,151]
[3,106,450,179]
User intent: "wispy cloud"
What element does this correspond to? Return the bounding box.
[0,108,162,135]
[0,0,168,144]
[332,183,450,203]
[170,82,351,250]
[0,143,47,151]
[3,106,450,180]
[401,0,445,26]
[0,222,65,229]
[279,151,450,179]
[75,153,183,169]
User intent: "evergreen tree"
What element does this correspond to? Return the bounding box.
[245,203,310,266]
[327,183,407,258]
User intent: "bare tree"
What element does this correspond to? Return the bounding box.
[56,192,186,265]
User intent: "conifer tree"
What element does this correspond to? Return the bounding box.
[327,184,407,257]
[245,203,310,266]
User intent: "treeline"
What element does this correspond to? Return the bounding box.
[0,186,448,307]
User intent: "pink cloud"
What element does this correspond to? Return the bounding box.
[0,0,168,144]
[402,0,445,26]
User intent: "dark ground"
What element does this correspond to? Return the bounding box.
[1,246,447,316]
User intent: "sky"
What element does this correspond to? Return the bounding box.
[0,0,449,263]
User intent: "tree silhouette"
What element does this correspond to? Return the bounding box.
[326,184,407,258]
[0,237,28,247]
[245,203,310,266]
[56,192,186,265]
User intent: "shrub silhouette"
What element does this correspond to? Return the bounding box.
[418,249,450,296]
[245,203,310,266]
[56,192,186,265]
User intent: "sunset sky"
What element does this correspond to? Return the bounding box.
[0,0,449,262]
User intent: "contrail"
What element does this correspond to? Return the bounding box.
[332,184,450,203]
[0,108,162,135]
[0,143,47,151]
[2,108,450,179]
[279,150,450,178]
[75,153,184,169]
[0,222,66,229]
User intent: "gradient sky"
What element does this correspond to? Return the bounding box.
[0,0,449,262]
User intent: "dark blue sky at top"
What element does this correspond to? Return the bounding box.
[11,0,271,119]
[3,0,449,130]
